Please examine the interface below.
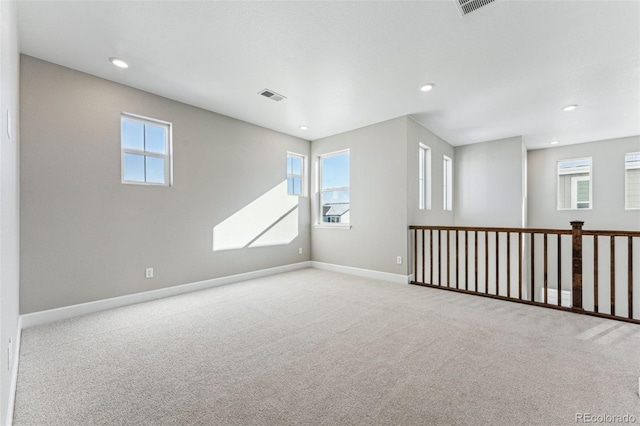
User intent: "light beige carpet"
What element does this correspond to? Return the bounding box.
[13,268,640,425]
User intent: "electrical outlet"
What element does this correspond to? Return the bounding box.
[298,248,303,255]
[396,256,403,265]
[146,268,153,278]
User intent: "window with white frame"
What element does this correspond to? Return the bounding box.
[626,153,640,209]
[419,144,432,210]
[319,150,350,225]
[557,158,591,209]
[287,152,306,196]
[443,155,453,211]
[121,113,172,186]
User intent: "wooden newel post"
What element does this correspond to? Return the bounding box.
[571,221,584,311]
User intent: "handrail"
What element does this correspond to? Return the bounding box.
[409,225,571,235]
[409,221,639,325]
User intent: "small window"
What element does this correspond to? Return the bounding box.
[121,113,172,186]
[626,153,640,210]
[419,144,431,210]
[443,155,453,211]
[319,150,350,225]
[557,158,591,209]
[287,152,306,196]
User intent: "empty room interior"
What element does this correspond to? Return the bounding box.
[1,0,640,425]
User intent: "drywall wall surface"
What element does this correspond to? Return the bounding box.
[310,117,408,275]
[407,118,455,226]
[0,0,20,422]
[454,136,525,227]
[527,136,640,230]
[20,56,311,314]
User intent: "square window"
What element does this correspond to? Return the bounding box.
[121,113,172,186]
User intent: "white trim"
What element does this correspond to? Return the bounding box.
[418,143,432,210]
[443,155,453,211]
[313,224,352,230]
[20,262,312,329]
[310,261,409,284]
[6,317,22,426]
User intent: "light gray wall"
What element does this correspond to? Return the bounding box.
[310,117,408,275]
[20,56,311,314]
[0,0,20,422]
[528,136,640,230]
[407,117,455,226]
[454,136,525,227]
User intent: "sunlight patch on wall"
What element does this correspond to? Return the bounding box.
[213,181,299,251]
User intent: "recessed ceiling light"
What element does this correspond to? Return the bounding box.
[420,83,435,92]
[109,57,129,69]
[299,125,309,130]
[562,104,577,112]
[550,140,559,145]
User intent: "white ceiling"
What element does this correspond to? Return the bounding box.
[16,0,640,149]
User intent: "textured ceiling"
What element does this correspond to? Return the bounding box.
[16,1,640,149]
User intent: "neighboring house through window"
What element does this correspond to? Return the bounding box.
[626,153,640,209]
[319,150,350,225]
[557,158,591,209]
[121,113,172,186]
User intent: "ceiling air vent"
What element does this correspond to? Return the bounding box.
[455,0,496,16]
[258,89,286,102]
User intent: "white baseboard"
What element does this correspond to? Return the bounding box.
[310,261,409,284]
[20,261,312,329]
[6,316,21,426]
[19,260,407,329]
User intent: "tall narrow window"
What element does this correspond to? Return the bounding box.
[319,150,350,225]
[557,158,591,209]
[121,113,172,186]
[626,153,640,209]
[287,152,306,196]
[419,144,432,210]
[443,155,453,211]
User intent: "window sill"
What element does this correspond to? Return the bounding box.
[314,224,352,230]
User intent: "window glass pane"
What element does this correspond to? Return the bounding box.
[145,156,165,184]
[290,155,302,175]
[321,153,349,189]
[292,177,302,195]
[287,176,294,194]
[123,153,145,182]
[576,180,590,202]
[287,176,302,195]
[122,119,144,151]
[321,190,350,223]
[558,158,590,170]
[145,124,166,154]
